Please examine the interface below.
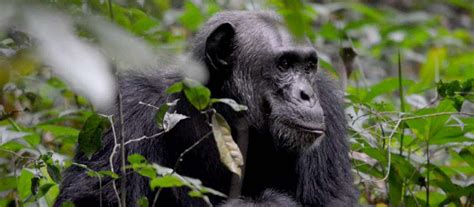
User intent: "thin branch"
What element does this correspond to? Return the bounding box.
[376,119,402,182]
[124,131,165,146]
[106,115,122,207]
[72,163,103,207]
[138,101,160,110]
[118,93,127,207]
[402,112,474,121]
[152,131,213,207]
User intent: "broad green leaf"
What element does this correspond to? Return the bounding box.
[38,183,55,197]
[136,166,157,178]
[78,114,110,159]
[184,84,211,111]
[166,82,184,94]
[17,169,34,200]
[211,113,243,176]
[211,98,248,112]
[38,125,79,138]
[363,78,414,102]
[0,176,16,191]
[413,47,447,91]
[354,163,383,178]
[150,175,185,189]
[388,167,402,207]
[178,1,204,32]
[350,3,386,22]
[128,154,146,164]
[459,149,474,167]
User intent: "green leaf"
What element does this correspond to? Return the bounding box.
[459,149,474,167]
[136,166,157,178]
[128,154,146,164]
[166,82,184,94]
[97,171,120,179]
[413,47,447,91]
[78,114,110,159]
[0,176,16,191]
[17,169,34,200]
[61,201,75,207]
[364,78,413,102]
[47,164,61,183]
[38,183,55,197]
[38,125,80,138]
[211,113,243,176]
[150,175,185,189]
[188,190,203,197]
[178,1,204,32]
[211,98,248,112]
[183,84,211,110]
[137,196,149,207]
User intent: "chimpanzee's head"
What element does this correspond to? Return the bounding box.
[192,11,327,152]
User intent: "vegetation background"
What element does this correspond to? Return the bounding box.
[0,0,473,206]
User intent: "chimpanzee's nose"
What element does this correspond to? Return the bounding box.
[292,81,315,107]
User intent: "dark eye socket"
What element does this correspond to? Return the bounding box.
[305,58,318,72]
[277,53,298,71]
[278,57,292,70]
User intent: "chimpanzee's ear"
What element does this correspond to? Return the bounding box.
[205,22,235,71]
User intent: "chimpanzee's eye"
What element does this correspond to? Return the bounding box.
[278,54,294,71]
[278,58,291,71]
[305,59,318,72]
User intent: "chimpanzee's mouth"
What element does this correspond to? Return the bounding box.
[282,120,326,137]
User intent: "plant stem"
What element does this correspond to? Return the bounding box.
[118,92,127,207]
[398,49,406,156]
[426,141,430,207]
[397,49,407,206]
[152,131,213,206]
[107,0,114,20]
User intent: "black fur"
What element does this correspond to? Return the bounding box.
[56,11,357,207]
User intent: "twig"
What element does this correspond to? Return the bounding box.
[138,101,160,110]
[425,142,430,207]
[72,163,103,207]
[124,131,165,146]
[377,119,402,182]
[152,131,213,207]
[118,93,127,207]
[402,112,474,121]
[106,115,122,207]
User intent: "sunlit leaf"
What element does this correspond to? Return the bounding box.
[211,113,243,176]
[150,175,185,189]
[163,112,188,132]
[18,169,34,200]
[183,84,211,110]
[211,98,248,112]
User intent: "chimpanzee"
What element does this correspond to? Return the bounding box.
[55,11,357,206]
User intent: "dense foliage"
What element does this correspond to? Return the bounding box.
[0,0,473,206]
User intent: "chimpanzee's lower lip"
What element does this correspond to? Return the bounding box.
[282,121,326,136]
